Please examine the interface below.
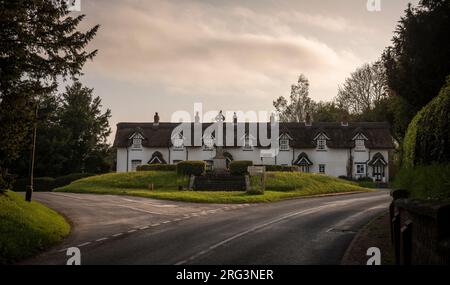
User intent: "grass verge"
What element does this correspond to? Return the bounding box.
[55,171,372,203]
[0,191,70,264]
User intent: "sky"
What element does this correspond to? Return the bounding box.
[74,0,418,138]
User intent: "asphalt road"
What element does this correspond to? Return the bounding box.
[23,190,391,265]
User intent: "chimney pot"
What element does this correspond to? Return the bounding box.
[233,112,238,124]
[154,112,160,126]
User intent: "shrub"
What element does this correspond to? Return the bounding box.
[52,173,95,189]
[338,175,353,181]
[229,161,253,175]
[13,177,55,192]
[357,177,373,182]
[403,76,450,168]
[393,163,450,201]
[264,165,300,172]
[176,161,206,176]
[358,181,377,189]
[137,164,176,172]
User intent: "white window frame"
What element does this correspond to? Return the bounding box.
[280,138,290,151]
[131,160,142,171]
[356,163,366,175]
[173,133,185,151]
[132,138,142,149]
[319,164,326,174]
[355,139,365,151]
[317,139,326,150]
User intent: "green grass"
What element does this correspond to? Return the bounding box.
[55,171,372,204]
[0,191,70,264]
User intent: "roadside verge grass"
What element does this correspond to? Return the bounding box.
[54,171,372,203]
[0,191,70,264]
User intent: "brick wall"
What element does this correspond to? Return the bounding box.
[390,190,450,265]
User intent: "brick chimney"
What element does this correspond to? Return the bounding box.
[153,112,160,126]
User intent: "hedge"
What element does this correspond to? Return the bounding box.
[13,173,95,192]
[52,173,95,189]
[264,165,300,172]
[176,161,206,176]
[403,76,450,168]
[13,177,55,192]
[393,163,450,201]
[229,161,253,176]
[137,164,177,172]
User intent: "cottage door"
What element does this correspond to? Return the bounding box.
[373,164,384,182]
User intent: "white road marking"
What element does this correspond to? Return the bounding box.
[328,204,387,231]
[77,242,92,247]
[120,198,177,208]
[128,229,137,233]
[112,233,123,237]
[116,205,166,215]
[95,237,108,242]
[139,226,149,230]
[175,204,330,265]
[151,223,161,227]
[162,221,171,224]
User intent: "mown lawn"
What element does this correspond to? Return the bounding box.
[0,191,70,264]
[54,171,372,203]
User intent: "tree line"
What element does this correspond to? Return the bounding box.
[274,0,450,152]
[0,0,110,191]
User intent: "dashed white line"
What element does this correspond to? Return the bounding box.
[162,221,171,224]
[112,233,123,237]
[128,229,137,233]
[175,205,329,265]
[77,242,92,247]
[139,226,149,230]
[95,237,108,242]
[151,223,161,227]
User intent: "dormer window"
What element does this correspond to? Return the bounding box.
[352,133,368,152]
[203,135,214,151]
[355,139,365,150]
[279,133,292,151]
[314,132,330,151]
[129,132,144,150]
[173,133,184,151]
[317,139,326,150]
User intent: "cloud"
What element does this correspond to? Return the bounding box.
[81,0,362,103]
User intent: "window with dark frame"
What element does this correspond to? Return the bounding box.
[356,163,366,175]
[319,164,326,174]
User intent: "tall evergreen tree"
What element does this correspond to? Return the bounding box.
[0,0,99,190]
[382,0,450,139]
[58,81,111,174]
